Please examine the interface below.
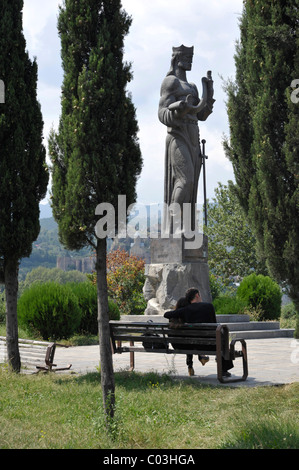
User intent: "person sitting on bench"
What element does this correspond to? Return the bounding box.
[168,296,210,376]
[164,287,234,378]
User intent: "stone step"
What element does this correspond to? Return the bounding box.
[229,328,295,339]
[121,315,167,323]
[216,314,250,323]
[224,321,280,331]
[122,314,251,323]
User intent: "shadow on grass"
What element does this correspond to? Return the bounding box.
[54,369,215,391]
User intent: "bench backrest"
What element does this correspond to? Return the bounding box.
[109,321,230,356]
[0,336,54,370]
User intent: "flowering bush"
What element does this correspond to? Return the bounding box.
[106,249,146,316]
[89,249,147,316]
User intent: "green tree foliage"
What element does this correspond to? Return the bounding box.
[49,0,142,419]
[206,182,267,284]
[49,0,142,251]
[20,266,87,294]
[223,1,299,336]
[0,0,49,370]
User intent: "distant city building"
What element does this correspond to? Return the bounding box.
[56,256,95,273]
[130,234,151,263]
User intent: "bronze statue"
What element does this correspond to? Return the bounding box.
[158,45,214,235]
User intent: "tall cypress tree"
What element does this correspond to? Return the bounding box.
[224,1,299,336]
[0,0,49,371]
[49,0,142,419]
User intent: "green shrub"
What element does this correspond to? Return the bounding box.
[281,302,297,331]
[123,290,147,316]
[67,281,120,335]
[237,274,282,321]
[213,296,247,315]
[242,304,265,322]
[18,282,81,340]
[108,299,121,321]
[281,302,296,320]
[18,280,121,340]
[67,282,98,335]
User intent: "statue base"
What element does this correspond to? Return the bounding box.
[143,235,212,315]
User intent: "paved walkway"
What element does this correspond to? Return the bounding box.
[54,337,299,387]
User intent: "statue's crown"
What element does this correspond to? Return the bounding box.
[172,45,194,55]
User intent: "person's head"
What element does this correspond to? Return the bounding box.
[185,288,201,304]
[175,297,189,310]
[167,45,194,76]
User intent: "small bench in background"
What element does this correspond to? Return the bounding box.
[0,336,72,373]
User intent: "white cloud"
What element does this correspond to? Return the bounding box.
[37,82,61,139]
[23,0,61,52]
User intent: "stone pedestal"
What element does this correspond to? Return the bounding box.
[143,235,212,315]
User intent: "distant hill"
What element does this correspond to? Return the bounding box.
[18,202,149,280]
[40,216,57,231]
[19,207,92,280]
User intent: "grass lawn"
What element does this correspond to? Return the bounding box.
[0,366,298,449]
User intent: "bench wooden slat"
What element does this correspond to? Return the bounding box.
[0,336,52,346]
[113,335,217,347]
[112,328,217,339]
[110,322,218,330]
[109,323,218,328]
[119,346,218,356]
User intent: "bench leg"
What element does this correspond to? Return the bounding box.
[231,339,248,381]
[220,339,248,383]
[35,363,72,373]
[216,347,224,383]
[52,364,72,372]
[216,327,224,382]
[129,341,135,371]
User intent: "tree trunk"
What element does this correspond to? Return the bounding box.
[5,258,21,372]
[289,286,299,339]
[96,237,115,422]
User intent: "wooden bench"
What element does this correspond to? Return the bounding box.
[0,336,72,373]
[109,321,248,383]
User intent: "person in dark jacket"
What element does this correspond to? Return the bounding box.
[164,287,233,377]
[168,296,209,376]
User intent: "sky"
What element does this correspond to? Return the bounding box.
[22,0,244,207]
